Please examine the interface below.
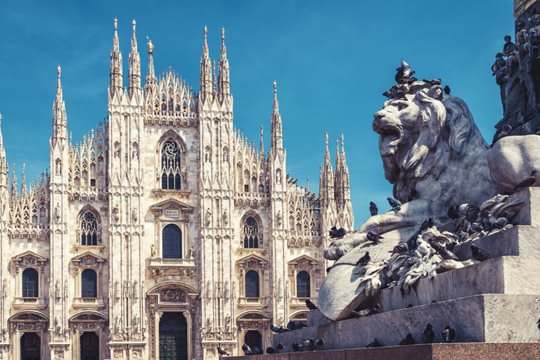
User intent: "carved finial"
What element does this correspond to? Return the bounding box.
[221,27,225,42]
[57,65,62,80]
[273,80,277,96]
[325,133,329,147]
[132,19,136,31]
[114,17,118,32]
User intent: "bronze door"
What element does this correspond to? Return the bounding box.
[20,332,40,360]
[159,312,188,360]
[80,332,99,360]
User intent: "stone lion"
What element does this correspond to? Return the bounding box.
[319,79,540,320]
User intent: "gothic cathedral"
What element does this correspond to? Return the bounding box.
[0,19,354,360]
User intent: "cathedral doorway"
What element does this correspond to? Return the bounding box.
[159,312,188,360]
[80,332,100,360]
[20,332,40,360]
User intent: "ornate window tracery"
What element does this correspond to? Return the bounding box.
[161,140,182,190]
[242,217,260,248]
[80,210,99,246]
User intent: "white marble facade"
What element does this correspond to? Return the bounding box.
[0,19,354,360]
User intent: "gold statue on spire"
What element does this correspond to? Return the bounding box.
[146,36,154,54]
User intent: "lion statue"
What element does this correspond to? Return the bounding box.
[319,77,540,320]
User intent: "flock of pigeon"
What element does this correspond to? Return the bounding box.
[367,323,456,348]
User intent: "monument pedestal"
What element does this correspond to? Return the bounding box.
[228,343,540,360]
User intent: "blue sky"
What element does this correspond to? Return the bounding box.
[0,0,514,226]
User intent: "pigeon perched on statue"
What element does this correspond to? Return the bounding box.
[387,197,401,212]
[399,333,416,345]
[305,299,318,310]
[421,324,435,343]
[241,344,252,355]
[366,338,383,348]
[442,326,456,343]
[367,231,383,244]
[369,201,378,216]
[356,252,370,266]
[329,226,346,239]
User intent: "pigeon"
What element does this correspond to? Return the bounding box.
[513,170,537,191]
[421,323,435,344]
[442,325,456,343]
[494,217,508,229]
[369,201,378,216]
[367,231,384,244]
[444,85,451,95]
[471,244,490,262]
[252,346,263,355]
[315,338,325,350]
[276,343,284,352]
[217,346,229,356]
[242,344,252,355]
[329,226,346,239]
[366,338,383,348]
[430,240,459,261]
[305,299,318,310]
[447,205,460,219]
[395,60,416,84]
[266,347,276,354]
[326,266,333,274]
[292,342,304,352]
[388,197,401,212]
[270,324,289,334]
[287,321,307,331]
[302,338,315,351]
[356,251,371,266]
[391,242,409,254]
[399,333,416,345]
[470,222,484,233]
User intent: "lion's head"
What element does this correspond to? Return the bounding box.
[373,81,488,202]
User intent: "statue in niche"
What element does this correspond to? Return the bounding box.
[205,208,212,227]
[54,203,60,223]
[55,159,62,175]
[150,244,156,257]
[55,280,60,301]
[222,209,228,226]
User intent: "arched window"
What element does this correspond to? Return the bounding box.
[80,210,99,245]
[162,224,182,259]
[161,140,181,190]
[244,331,262,352]
[242,217,260,248]
[296,271,311,298]
[245,271,260,298]
[22,268,39,298]
[81,269,97,298]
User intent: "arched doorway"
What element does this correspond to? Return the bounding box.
[20,332,40,360]
[244,330,262,352]
[80,332,99,360]
[159,312,187,360]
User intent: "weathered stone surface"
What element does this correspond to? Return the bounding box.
[381,256,540,312]
[226,343,540,360]
[306,309,332,327]
[273,294,540,351]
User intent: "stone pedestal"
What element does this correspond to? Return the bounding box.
[226,343,540,360]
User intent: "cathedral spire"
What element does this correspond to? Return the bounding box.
[52,65,68,145]
[145,36,156,82]
[128,19,141,97]
[21,163,27,196]
[0,113,6,174]
[109,17,123,96]
[10,163,17,198]
[319,133,335,205]
[200,26,213,100]
[218,27,231,100]
[259,125,264,156]
[270,81,283,152]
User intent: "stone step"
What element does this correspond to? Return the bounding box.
[273,294,540,352]
[512,187,540,227]
[380,256,540,312]
[227,343,540,360]
[453,225,540,260]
